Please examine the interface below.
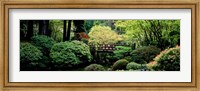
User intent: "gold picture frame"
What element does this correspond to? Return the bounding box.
[0,0,199,91]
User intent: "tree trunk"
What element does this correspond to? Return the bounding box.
[46,20,50,36]
[63,20,67,41]
[27,20,33,40]
[39,20,50,36]
[73,20,85,33]
[39,20,43,35]
[66,20,72,41]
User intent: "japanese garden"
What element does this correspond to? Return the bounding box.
[20,20,180,71]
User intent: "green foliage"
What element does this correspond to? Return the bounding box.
[50,40,92,70]
[70,40,92,62]
[88,25,122,45]
[146,61,158,71]
[115,20,180,49]
[126,62,141,70]
[31,35,55,55]
[112,59,129,70]
[84,64,105,71]
[93,20,115,29]
[20,20,180,71]
[162,20,180,47]
[124,56,132,62]
[154,46,180,71]
[151,64,161,71]
[115,20,143,46]
[131,46,161,64]
[49,20,63,42]
[113,46,132,60]
[84,20,94,33]
[138,20,180,49]
[20,43,43,70]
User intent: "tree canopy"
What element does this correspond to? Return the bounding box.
[88,25,122,45]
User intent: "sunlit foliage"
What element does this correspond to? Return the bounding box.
[88,25,122,45]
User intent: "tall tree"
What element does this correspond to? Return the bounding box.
[27,20,33,40]
[49,20,63,42]
[114,20,180,49]
[66,20,72,41]
[84,20,94,33]
[39,20,50,36]
[63,20,67,41]
[73,20,89,41]
[73,20,85,33]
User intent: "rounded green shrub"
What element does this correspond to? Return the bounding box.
[154,46,180,71]
[20,43,43,70]
[126,62,141,70]
[131,46,161,64]
[50,40,92,70]
[84,64,105,71]
[31,35,55,55]
[113,46,132,60]
[70,40,92,62]
[112,59,129,70]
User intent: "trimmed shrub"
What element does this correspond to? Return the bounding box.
[84,64,105,71]
[70,40,92,62]
[126,62,141,70]
[31,35,55,55]
[20,43,43,70]
[154,46,180,71]
[113,46,132,60]
[131,46,161,64]
[50,40,92,70]
[112,59,129,70]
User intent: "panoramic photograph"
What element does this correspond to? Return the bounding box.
[20,20,180,71]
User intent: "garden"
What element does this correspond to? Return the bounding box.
[20,20,180,71]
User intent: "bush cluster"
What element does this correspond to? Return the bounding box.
[112,59,129,70]
[31,35,55,55]
[154,46,180,71]
[20,43,43,70]
[113,46,132,60]
[50,40,92,70]
[131,46,161,64]
[126,62,141,70]
[84,64,105,71]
